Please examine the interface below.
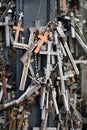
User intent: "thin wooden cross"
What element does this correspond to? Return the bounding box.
[34,31,49,54]
[0,67,10,122]
[13,20,24,43]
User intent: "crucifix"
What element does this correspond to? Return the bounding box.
[34,31,49,54]
[13,12,24,43]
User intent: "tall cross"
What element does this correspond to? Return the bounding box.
[0,67,10,122]
[34,31,49,54]
[13,21,24,43]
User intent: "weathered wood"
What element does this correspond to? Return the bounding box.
[9,108,18,130]
[61,0,67,12]
[13,42,29,50]
[19,56,30,91]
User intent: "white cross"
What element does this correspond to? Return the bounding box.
[19,12,24,21]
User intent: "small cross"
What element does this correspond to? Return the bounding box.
[13,21,24,43]
[19,12,24,21]
[62,0,66,12]
[34,31,49,54]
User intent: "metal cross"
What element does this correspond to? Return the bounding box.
[19,12,24,21]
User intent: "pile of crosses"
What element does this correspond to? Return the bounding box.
[0,6,87,130]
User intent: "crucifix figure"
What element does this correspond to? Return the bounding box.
[13,13,24,43]
[34,31,49,54]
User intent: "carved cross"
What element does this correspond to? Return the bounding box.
[13,21,24,43]
[34,31,49,54]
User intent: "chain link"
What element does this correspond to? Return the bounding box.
[47,0,50,22]
[34,53,39,78]
[22,0,24,25]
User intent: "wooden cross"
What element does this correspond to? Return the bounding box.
[61,0,66,12]
[13,21,24,43]
[34,31,49,54]
[19,56,30,91]
[0,67,10,122]
[9,108,18,130]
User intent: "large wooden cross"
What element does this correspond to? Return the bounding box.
[13,21,24,43]
[34,31,49,54]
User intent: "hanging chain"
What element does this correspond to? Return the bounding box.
[22,0,24,26]
[47,0,50,22]
[22,0,24,37]
[34,53,39,78]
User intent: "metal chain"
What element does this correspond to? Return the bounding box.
[34,53,39,78]
[47,0,50,22]
[22,0,24,37]
[22,0,24,27]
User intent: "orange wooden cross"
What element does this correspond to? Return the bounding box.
[13,21,24,42]
[34,31,49,54]
[62,0,66,12]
